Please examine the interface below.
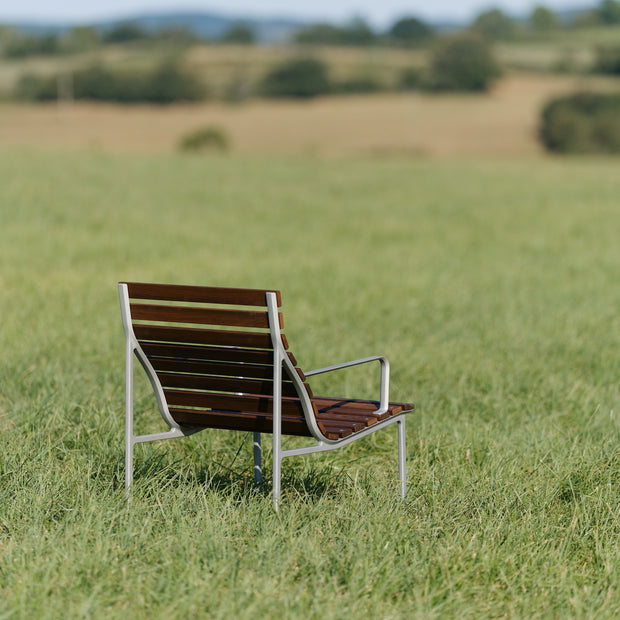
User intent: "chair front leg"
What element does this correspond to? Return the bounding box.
[397,418,407,498]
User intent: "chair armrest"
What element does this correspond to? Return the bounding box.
[305,356,390,415]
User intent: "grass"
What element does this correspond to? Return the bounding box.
[0,149,619,617]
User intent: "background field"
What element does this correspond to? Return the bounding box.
[2,73,618,157]
[0,148,619,617]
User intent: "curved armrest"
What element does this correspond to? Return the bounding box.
[305,356,390,415]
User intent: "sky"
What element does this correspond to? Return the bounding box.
[0,1,590,27]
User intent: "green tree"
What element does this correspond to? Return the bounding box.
[260,58,330,98]
[388,16,434,46]
[103,23,147,43]
[295,18,375,46]
[599,0,620,23]
[221,24,255,44]
[472,8,517,40]
[427,33,501,92]
[530,6,559,31]
[62,26,101,52]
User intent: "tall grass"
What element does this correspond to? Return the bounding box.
[0,149,619,617]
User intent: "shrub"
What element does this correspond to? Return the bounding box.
[426,34,501,92]
[14,61,206,104]
[179,126,230,152]
[399,67,424,90]
[260,58,330,98]
[594,46,620,75]
[539,92,620,153]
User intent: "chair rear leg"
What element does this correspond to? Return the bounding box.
[397,418,407,498]
[125,341,134,491]
[253,432,262,492]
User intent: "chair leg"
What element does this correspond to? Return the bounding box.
[125,341,134,491]
[397,418,407,498]
[253,432,262,492]
[272,445,281,512]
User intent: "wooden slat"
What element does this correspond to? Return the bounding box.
[163,390,306,416]
[124,282,281,307]
[156,372,300,398]
[134,324,284,349]
[130,303,280,329]
[140,342,274,365]
[149,358,275,379]
[315,411,379,427]
[170,408,311,436]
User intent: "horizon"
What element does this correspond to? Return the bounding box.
[0,1,592,28]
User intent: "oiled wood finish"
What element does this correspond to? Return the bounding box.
[130,303,281,329]
[134,325,287,350]
[156,372,302,398]
[124,282,281,307]
[169,408,312,437]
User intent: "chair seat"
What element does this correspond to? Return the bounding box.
[312,397,414,440]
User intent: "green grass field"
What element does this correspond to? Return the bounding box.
[1,149,619,617]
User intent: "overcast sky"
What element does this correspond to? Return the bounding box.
[0,1,590,27]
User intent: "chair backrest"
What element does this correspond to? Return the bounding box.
[119,282,316,436]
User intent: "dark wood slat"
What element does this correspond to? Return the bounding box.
[124,282,281,307]
[170,408,311,437]
[149,358,275,379]
[157,372,300,398]
[134,324,285,349]
[312,397,414,420]
[163,390,306,416]
[315,411,379,427]
[131,303,281,329]
[320,424,355,439]
[140,342,274,365]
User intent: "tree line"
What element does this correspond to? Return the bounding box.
[3,2,620,59]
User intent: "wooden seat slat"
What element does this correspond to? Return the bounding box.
[147,357,276,379]
[133,324,285,350]
[130,303,280,329]
[126,282,281,307]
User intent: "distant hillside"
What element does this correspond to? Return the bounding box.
[4,10,308,43]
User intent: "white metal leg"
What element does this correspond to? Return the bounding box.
[397,418,407,498]
[253,432,262,491]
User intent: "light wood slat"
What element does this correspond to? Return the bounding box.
[134,324,284,349]
[130,303,280,329]
[124,282,281,306]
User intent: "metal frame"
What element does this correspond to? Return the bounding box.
[118,284,409,509]
[264,292,407,510]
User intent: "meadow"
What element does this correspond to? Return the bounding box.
[0,145,619,618]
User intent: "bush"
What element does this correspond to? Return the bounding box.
[540,92,620,153]
[14,61,206,104]
[179,126,230,152]
[427,34,501,92]
[399,67,424,90]
[594,46,620,75]
[260,58,330,98]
